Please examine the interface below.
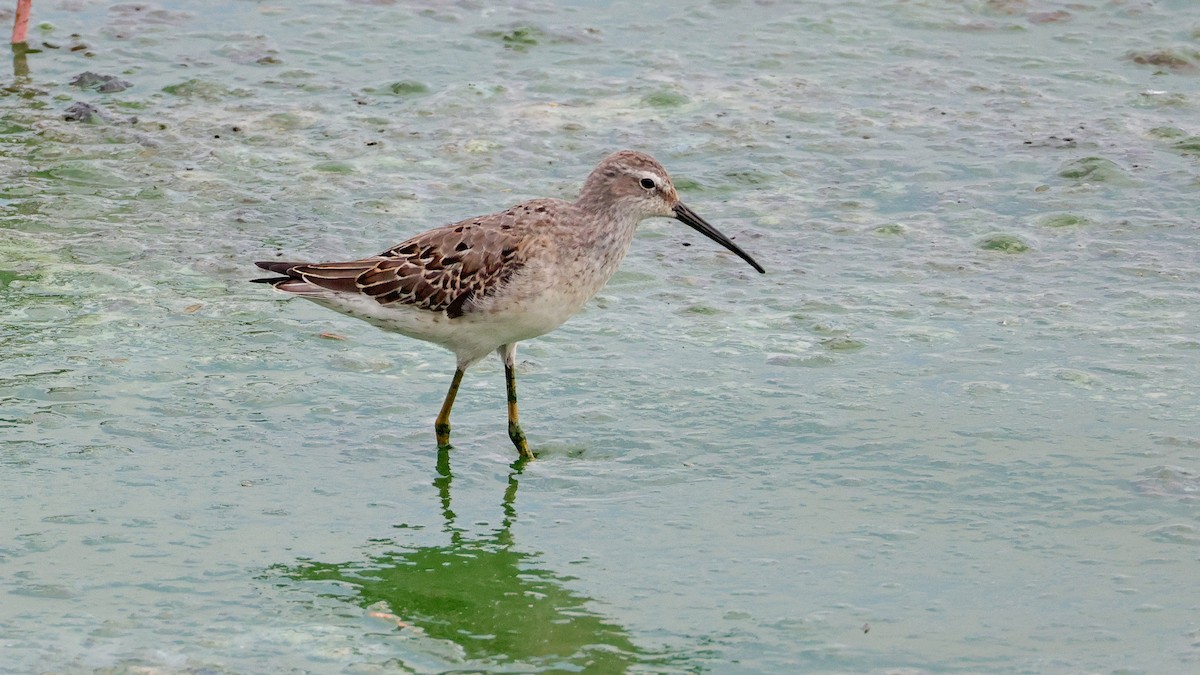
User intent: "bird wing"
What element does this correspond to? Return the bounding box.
[255,207,543,318]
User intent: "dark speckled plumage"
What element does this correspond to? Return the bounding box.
[254,203,543,318]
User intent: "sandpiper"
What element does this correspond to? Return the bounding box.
[253,150,765,459]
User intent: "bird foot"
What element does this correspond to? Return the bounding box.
[435,423,451,449]
[509,422,533,460]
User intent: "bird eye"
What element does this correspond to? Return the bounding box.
[639,177,656,190]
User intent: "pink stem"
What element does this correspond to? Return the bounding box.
[11,0,31,45]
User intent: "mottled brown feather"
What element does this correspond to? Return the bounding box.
[256,203,562,317]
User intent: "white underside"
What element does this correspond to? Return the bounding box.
[296,268,595,368]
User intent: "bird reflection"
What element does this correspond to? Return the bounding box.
[273,450,673,671]
[10,0,32,78]
[11,41,29,78]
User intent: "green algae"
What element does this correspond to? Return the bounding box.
[979,235,1031,253]
[641,91,690,108]
[1057,157,1132,184]
[386,80,429,96]
[874,223,907,236]
[1040,214,1091,228]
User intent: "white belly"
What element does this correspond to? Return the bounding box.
[305,268,597,367]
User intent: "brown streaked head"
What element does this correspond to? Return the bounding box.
[578,150,765,273]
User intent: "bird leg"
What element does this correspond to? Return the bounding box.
[435,368,464,448]
[11,0,31,45]
[499,344,533,460]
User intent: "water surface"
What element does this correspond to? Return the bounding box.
[2,0,1199,672]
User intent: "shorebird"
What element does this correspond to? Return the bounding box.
[253,150,765,459]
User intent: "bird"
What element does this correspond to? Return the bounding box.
[252,150,765,460]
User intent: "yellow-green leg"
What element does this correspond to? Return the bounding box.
[499,344,533,460]
[435,368,464,448]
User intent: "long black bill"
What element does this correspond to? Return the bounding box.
[674,202,766,274]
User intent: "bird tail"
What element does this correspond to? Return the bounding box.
[251,261,328,294]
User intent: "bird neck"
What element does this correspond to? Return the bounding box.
[560,198,642,289]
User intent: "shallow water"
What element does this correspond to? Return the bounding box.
[2,0,1199,672]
